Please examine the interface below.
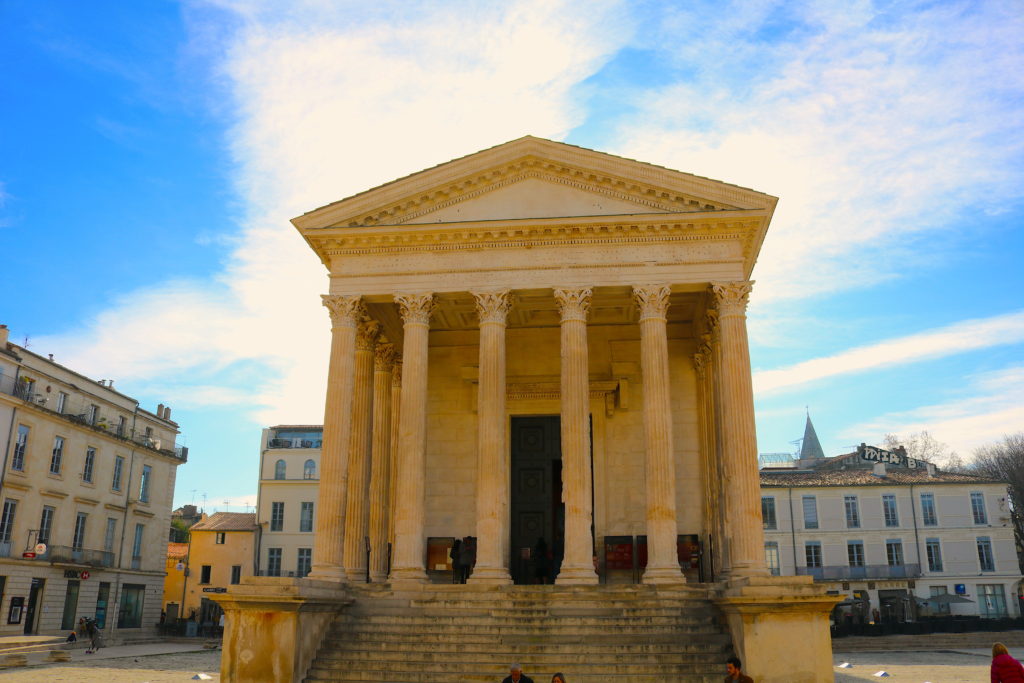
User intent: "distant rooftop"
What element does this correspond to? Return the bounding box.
[191,512,258,532]
[761,468,999,487]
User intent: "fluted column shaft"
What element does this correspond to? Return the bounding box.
[633,285,685,584]
[712,281,767,577]
[468,291,513,584]
[368,343,396,582]
[390,294,435,582]
[309,295,362,581]
[387,362,402,557]
[342,321,379,580]
[553,287,598,585]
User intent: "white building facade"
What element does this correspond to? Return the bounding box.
[254,426,320,579]
[761,450,1021,622]
[0,325,186,640]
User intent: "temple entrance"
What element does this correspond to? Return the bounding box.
[510,416,563,585]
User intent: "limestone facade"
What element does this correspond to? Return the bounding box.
[290,137,779,585]
[0,325,184,640]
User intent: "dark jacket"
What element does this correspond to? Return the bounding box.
[502,676,534,683]
[993,653,1024,683]
[724,674,753,683]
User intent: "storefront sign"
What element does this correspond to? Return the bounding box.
[21,552,35,559]
[202,587,227,593]
[858,444,923,469]
[63,569,90,580]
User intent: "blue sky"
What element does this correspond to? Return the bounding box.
[2,1,1022,511]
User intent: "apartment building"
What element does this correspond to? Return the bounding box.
[761,445,1021,622]
[0,324,186,640]
[254,426,320,578]
[163,512,257,628]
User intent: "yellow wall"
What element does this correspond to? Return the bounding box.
[171,529,256,619]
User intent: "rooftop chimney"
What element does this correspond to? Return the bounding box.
[0,325,8,346]
[164,406,172,420]
[926,462,936,477]
[872,462,887,477]
[157,403,165,418]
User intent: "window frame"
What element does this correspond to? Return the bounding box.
[925,538,943,572]
[844,495,861,529]
[764,541,780,576]
[971,492,988,525]
[802,496,818,530]
[804,541,823,568]
[761,496,777,530]
[846,540,865,567]
[112,455,125,491]
[921,493,938,526]
[977,536,995,572]
[83,447,96,484]
[270,502,284,532]
[886,539,904,567]
[300,502,314,533]
[882,494,899,528]
[72,512,88,551]
[12,425,28,471]
[50,436,65,474]
[38,505,55,545]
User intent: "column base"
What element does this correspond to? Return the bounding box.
[388,567,428,585]
[728,562,770,579]
[642,565,686,585]
[466,567,512,585]
[554,565,598,585]
[368,571,388,583]
[306,565,348,582]
[345,568,368,582]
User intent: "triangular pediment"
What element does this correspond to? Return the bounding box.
[404,175,668,224]
[293,136,777,230]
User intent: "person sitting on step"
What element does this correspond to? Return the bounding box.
[502,662,534,683]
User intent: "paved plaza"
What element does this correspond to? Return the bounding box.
[0,644,1007,682]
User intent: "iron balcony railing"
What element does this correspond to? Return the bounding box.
[797,563,922,581]
[268,438,322,449]
[0,374,188,461]
[45,545,115,568]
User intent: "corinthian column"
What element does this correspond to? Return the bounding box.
[390,293,435,582]
[308,294,362,581]
[553,287,598,585]
[343,319,379,580]
[387,361,402,558]
[367,342,396,582]
[468,290,513,585]
[711,281,767,577]
[633,285,685,584]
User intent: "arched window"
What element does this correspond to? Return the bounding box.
[303,459,316,480]
[274,459,286,480]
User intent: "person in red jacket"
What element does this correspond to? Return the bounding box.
[992,642,1024,683]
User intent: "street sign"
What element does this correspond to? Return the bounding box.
[34,543,46,554]
[176,562,185,571]
[80,571,90,580]
[21,552,36,559]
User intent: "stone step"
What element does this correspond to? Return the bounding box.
[315,648,726,665]
[333,613,718,628]
[334,632,731,649]
[307,660,722,676]
[306,671,722,683]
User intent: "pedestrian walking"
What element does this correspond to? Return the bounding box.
[992,642,1024,683]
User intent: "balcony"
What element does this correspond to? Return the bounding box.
[797,564,921,581]
[46,545,115,568]
[0,375,188,462]
[268,438,322,449]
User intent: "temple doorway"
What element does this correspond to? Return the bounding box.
[510,416,563,584]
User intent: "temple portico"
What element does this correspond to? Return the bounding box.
[218,137,838,683]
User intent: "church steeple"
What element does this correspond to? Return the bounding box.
[800,411,826,461]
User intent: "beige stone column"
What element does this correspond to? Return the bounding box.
[308,294,362,581]
[387,361,402,558]
[633,285,685,584]
[711,281,767,577]
[342,320,379,580]
[468,290,513,585]
[707,313,731,578]
[553,287,598,585]
[390,293,435,582]
[367,342,396,582]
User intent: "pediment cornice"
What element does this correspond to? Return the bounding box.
[292,137,777,231]
[305,211,768,268]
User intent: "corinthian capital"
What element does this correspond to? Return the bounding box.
[394,293,436,325]
[471,290,513,325]
[553,287,592,322]
[374,343,397,371]
[692,350,707,379]
[632,285,672,321]
[355,319,381,351]
[391,360,403,387]
[321,295,363,328]
[710,281,754,316]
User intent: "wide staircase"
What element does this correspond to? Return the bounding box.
[303,583,733,683]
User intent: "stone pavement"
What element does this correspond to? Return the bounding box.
[0,639,220,682]
[833,647,994,682]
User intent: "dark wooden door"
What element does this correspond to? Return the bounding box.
[510,416,562,584]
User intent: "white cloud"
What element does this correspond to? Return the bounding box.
[840,365,1024,456]
[613,1,1024,301]
[35,1,630,425]
[753,310,1024,394]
